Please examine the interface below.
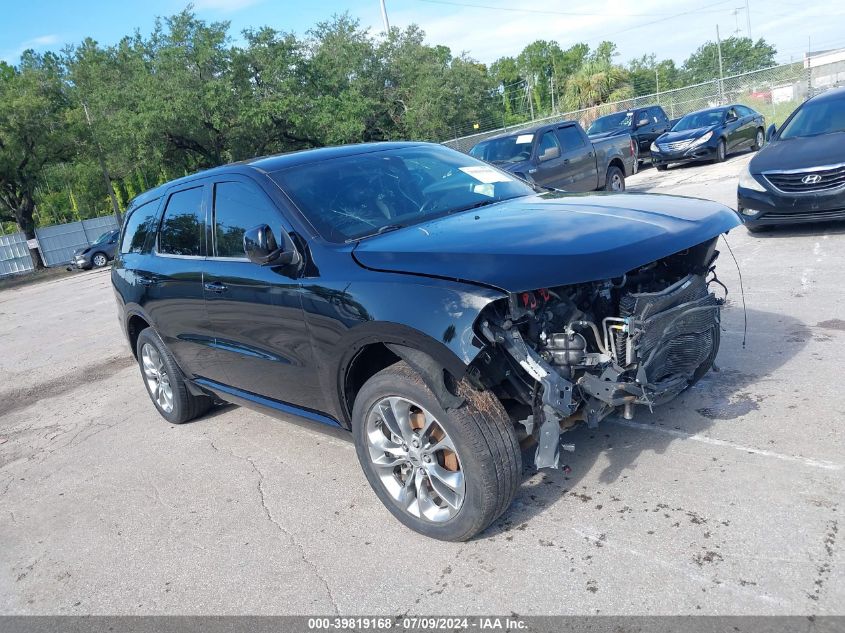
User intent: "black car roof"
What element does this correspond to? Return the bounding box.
[479,121,579,143]
[128,141,431,208]
[808,86,845,103]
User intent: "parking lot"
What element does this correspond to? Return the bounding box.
[1,151,843,615]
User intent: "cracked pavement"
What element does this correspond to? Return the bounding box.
[1,152,844,615]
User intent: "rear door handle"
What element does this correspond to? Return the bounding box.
[204,281,228,294]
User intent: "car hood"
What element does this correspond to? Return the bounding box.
[73,247,89,256]
[658,126,717,143]
[352,193,740,293]
[750,132,845,173]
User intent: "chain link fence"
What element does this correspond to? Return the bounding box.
[443,59,843,154]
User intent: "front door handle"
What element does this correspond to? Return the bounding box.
[204,281,228,294]
[137,275,158,287]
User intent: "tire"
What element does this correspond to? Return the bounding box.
[752,128,764,151]
[715,139,726,163]
[655,163,667,172]
[604,165,625,192]
[136,328,213,424]
[745,223,768,234]
[352,361,521,541]
[92,252,108,268]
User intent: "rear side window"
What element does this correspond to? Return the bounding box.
[159,187,206,257]
[213,181,282,258]
[120,199,160,254]
[650,107,668,122]
[555,126,586,151]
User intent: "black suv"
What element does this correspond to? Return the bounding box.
[112,142,739,541]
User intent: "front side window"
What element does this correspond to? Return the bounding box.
[158,187,205,257]
[536,132,561,160]
[213,181,282,258]
[120,199,160,254]
[271,145,534,243]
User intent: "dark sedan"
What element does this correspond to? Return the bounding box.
[71,228,119,269]
[650,104,765,170]
[738,87,845,232]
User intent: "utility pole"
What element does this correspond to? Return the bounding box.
[550,75,556,114]
[716,25,725,104]
[83,102,122,226]
[527,78,534,120]
[745,0,751,38]
[732,8,743,36]
[655,67,660,103]
[379,0,390,32]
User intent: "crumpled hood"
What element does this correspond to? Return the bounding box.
[658,126,717,144]
[750,132,845,173]
[352,193,740,293]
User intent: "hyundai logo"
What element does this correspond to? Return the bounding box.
[802,174,822,184]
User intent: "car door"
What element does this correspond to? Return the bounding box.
[530,130,568,189]
[646,107,671,152]
[202,175,324,410]
[554,124,598,192]
[736,105,758,147]
[135,183,217,377]
[724,107,744,151]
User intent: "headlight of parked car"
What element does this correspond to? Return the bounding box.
[650,141,659,152]
[738,164,766,192]
[689,131,713,148]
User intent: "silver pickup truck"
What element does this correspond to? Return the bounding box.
[469,120,636,192]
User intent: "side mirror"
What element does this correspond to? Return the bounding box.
[637,118,650,128]
[766,123,777,141]
[243,224,301,267]
[726,114,738,122]
[539,146,560,162]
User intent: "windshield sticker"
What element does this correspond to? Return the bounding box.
[459,166,514,184]
[515,134,534,144]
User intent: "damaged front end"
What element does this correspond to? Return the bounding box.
[469,237,726,470]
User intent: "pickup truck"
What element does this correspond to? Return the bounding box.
[468,120,635,192]
[587,104,674,165]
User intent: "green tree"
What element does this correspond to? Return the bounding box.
[561,42,632,110]
[682,37,777,84]
[0,53,71,266]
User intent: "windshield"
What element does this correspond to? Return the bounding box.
[92,230,115,245]
[271,145,535,242]
[672,110,723,131]
[587,112,633,135]
[469,134,534,163]
[779,98,845,139]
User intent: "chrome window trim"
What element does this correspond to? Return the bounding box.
[762,162,845,196]
[762,161,845,175]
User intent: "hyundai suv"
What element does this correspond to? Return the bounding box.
[112,142,739,541]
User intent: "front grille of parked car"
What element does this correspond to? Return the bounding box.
[763,164,845,193]
[658,139,693,152]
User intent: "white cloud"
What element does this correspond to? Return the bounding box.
[1,34,61,63]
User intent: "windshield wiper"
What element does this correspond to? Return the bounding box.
[348,224,405,242]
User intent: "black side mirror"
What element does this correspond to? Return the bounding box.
[243,224,301,267]
[726,113,738,122]
[766,123,777,141]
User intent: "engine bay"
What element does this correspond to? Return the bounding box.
[472,237,726,470]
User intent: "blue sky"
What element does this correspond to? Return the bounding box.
[2,0,844,67]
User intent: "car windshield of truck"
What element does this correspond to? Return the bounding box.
[469,135,534,163]
[672,111,723,131]
[587,112,632,134]
[778,99,845,139]
[271,145,536,243]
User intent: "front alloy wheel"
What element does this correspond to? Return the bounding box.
[352,361,521,541]
[366,396,465,522]
[92,253,108,267]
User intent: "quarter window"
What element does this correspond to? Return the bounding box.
[158,187,205,257]
[213,181,283,258]
[120,199,160,254]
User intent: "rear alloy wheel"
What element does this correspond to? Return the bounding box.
[715,139,726,163]
[353,361,521,541]
[752,128,764,151]
[136,328,213,424]
[605,165,625,192]
[92,252,108,268]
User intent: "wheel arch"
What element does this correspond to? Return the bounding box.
[126,312,151,358]
[338,323,473,427]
